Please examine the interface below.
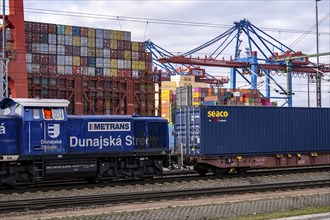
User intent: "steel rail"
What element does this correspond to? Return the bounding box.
[0,179,329,214]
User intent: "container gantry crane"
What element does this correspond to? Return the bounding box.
[155,19,330,107]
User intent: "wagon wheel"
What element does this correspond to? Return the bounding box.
[196,169,208,176]
[213,168,229,176]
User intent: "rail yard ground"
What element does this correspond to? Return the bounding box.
[1,187,329,220]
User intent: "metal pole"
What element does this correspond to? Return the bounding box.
[0,0,5,101]
[316,0,321,107]
[307,75,310,107]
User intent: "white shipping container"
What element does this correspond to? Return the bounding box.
[57,66,65,75]
[96,29,104,38]
[96,38,103,48]
[57,35,65,45]
[80,47,88,56]
[104,68,111,77]
[132,52,138,60]
[26,64,32,73]
[57,45,65,55]
[65,56,72,65]
[40,43,48,54]
[124,60,131,69]
[124,32,131,41]
[103,30,110,39]
[49,45,57,54]
[48,34,57,45]
[57,55,65,65]
[88,67,95,76]
[26,53,32,63]
[65,36,72,45]
[104,48,110,58]
[81,67,88,76]
[80,37,88,47]
[118,60,125,69]
[104,59,111,68]
[96,58,104,68]
[132,70,139,79]
[65,66,72,75]
[32,43,40,53]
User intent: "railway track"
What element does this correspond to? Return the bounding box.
[0,179,329,214]
[0,165,329,194]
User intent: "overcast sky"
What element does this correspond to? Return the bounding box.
[4,0,330,107]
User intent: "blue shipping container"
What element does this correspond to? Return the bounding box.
[175,106,330,156]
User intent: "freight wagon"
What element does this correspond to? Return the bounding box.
[0,98,168,187]
[175,106,330,175]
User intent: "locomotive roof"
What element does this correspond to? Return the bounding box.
[0,98,70,108]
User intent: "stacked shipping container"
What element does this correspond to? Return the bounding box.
[159,75,277,123]
[21,21,157,115]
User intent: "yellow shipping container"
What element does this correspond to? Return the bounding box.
[72,56,80,66]
[193,102,201,106]
[161,81,177,90]
[131,42,139,51]
[161,93,171,100]
[72,36,80,46]
[138,61,145,70]
[110,30,118,40]
[110,59,118,69]
[193,92,202,98]
[110,40,118,49]
[161,90,172,96]
[87,38,95,48]
[110,68,118,77]
[65,26,72,35]
[132,61,139,70]
[124,51,132,60]
[117,31,125,41]
[88,28,96,38]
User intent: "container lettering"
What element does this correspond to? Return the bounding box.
[207,111,229,118]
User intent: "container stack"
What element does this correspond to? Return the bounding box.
[24,21,151,78]
[21,21,155,115]
[160,90,176,122]
[159,78,277,122]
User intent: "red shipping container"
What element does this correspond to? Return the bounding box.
[117,40,125,50]
[48,24,57,34]
[117,50,124,59]
[32,22,40,32]
[80,57,88,67]
[123,41,131,50]
[117,70,126,78]
[73,66,81,75]
[40,55,49,64]
[32,54,41,63]
[48,55,56,65]
[65,46,73,55]
[24,22,32,32]
[40,23,48,33]
[103,39,110,48]
[25,32,32,43]
[40,65,48,74]
[48,65,57,75]
[72,46,80,56]
[124,70,132,78]
[110,50,118,59]
[80,27,88,37]
[138,52,145,61]
[32,33,40,42]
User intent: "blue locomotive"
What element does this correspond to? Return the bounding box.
[0,98,168,186]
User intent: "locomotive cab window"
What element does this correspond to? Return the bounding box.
[44,108,53,120]
[43,108,64,120]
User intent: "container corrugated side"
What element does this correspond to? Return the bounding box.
[175,106,330,157]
